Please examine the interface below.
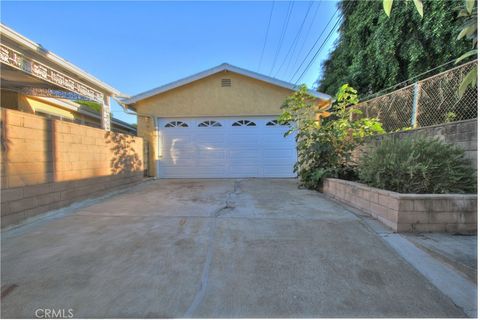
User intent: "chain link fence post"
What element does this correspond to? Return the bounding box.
[411,81,421,128]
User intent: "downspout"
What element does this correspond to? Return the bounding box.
[113,96,158,178]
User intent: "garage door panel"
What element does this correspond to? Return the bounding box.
[229,159,260,167]
[226,137,259,147]
[161,138,196,151]
[260,134,293,143]
[195,135,226,144]
[263,166,295,177]
[197,149,226,160]
[263,157,295,165]
[157,117,297,178]
[262,149,296,159]
[227,166,259,176]
[162,166,227,178]
[161,159,197,166]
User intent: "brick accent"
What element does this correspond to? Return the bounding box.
[323,178,477,233]
[1,108,144,228]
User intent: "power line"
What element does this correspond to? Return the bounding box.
[288,6,340,83]
[273,1,314,78]
[257,1,275,72]
[360,58,460,101]
[293,15,342,84]
[285,1,321,78]
[269,1,294,75]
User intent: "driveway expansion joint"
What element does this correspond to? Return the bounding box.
[184,180,240,316]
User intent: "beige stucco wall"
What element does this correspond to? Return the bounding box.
[133,71,309,177]
[137,115,158,177]
[133,71,297,117]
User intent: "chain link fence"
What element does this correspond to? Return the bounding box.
[352,60,477,132]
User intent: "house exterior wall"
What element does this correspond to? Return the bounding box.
[133,71,295,117]
[0,108,144,228]
[1,91,134,134]
[133,71,303,177]
[137,115,158,177]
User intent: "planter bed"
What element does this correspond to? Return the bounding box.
[323,178,477,233]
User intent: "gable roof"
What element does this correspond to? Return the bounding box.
[120,63,331,105]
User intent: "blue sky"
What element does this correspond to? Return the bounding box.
[1,1,340,124]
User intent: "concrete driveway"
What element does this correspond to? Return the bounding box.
[1,179,466,317]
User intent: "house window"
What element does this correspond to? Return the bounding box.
[165,121,188,128]
[198,120,222,127]
[266,120,289,126]
[232,120,256,127]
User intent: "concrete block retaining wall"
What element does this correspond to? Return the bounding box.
[324,178,477,233]
[1,108,144,228]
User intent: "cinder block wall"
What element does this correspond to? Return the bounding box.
[1,108,144,228]
[324,178,477,233]
[356,119,477,168]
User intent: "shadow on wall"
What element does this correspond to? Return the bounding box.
[105,131,142,175]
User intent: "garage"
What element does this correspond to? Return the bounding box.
[121,63,331,178]
[157,116,296,178]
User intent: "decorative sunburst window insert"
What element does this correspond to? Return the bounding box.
[232,120,256,127]
[165,121,188,128]
[266,120,290,126]
[198,120,222,127]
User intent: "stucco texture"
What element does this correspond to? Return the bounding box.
[132,71,297,117]
[134,70,309,177]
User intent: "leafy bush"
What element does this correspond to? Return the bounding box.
[358,137,477,194]
[279,84,384,190]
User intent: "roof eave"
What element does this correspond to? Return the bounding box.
[120,63,331,105]
[1,23,124,97]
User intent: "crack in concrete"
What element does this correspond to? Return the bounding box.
[183,180,240,317]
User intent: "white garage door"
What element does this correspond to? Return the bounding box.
[157,117,297,178]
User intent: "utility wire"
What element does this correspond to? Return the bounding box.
[273,1,314,78]
[285,1,321,78]
[293,15,342,84]
[257,1,275,72]
[269,1,294,75]
[288,6,340,83]
[360,58,461,101]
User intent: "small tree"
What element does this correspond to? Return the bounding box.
[279,84,384,190]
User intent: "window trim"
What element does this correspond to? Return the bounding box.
[165,121,189,128]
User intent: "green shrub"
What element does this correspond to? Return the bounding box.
[358,137,477,194]
[279,84,384,190]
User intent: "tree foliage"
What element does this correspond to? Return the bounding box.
[318,0,472,98]
[456,0,477,97]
